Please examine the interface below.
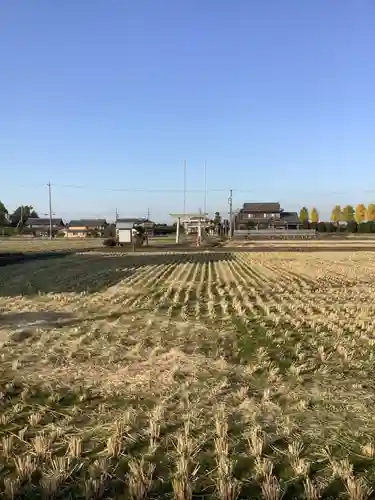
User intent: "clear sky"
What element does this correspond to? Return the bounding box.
[1,0,375,222]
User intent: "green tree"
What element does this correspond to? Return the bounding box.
[330,205,342,224]
[213,211,222,234]
[10,206,38,226]
[299,207,309,224]
[326,222,336,233]
[104,223,116,238]
[347,221,358,233]
[0,201,8,226]
[366,204,375,222]
[355,204,367,223]
[342,205,355,222]
[213,212,221,225]
[310,207,319,224]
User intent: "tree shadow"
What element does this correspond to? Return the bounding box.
[0,311,75,328]
[0,252,234,297]
[0,251,72,267]
[0,309,148,344]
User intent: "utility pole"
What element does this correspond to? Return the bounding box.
[204,160,207,216]
[183,159,187,218]
[115,208,119,221]
[228,189,233,239]
[48,181,53,240]
[147,207,150,220]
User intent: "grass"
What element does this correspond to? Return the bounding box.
[0,237,104,254]
[1,250,375,498]
[227,239,375,247]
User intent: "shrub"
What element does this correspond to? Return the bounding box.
[103,238,116,247]
[346,221,358,233]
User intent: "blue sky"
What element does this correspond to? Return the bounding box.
[1,0,375,221]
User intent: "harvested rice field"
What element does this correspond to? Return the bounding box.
[1,250,375,499]
[0,238,104,254]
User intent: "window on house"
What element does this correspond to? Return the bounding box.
[248,213,254,218]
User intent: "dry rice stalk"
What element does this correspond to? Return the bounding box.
[171,419,200,500]
[127,457,155,500]
[2,435,14,457]
[247,425,265,457]
[253,457,274,480]
[106,416,135,458]
[361,442,375,458]
[67,436,83,458]
[0,413,10,425]
[14,454,38,482]
[106,433,122,458]
[214,408,240,500]
[290,457,310,478]
[18,427,27,441]
[261,473,280,500]
[90,457,112,479]
[3,477,20,500]
[303,477,323,500]
[329,457,353,480]
[40,471,62,498]
[28,411,43,427]
[49,456,72,481]
[32,432,52,458]
[148,414,161,454]
[287,440,304,459]
[345,476,373,500]
[83,477,105,499]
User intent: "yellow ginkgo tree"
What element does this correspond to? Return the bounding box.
[366,204,375,222]
[355,204,367,223]
[330,205,342,224]
[310,207,319,224]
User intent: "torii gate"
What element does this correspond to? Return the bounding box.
[169,212,208,245]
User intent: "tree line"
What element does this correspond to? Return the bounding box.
[0,201,39,227]
[299,204,375,232]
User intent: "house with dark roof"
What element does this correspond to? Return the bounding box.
[235,202,301,230]
[116,218,154,236]
[65,219,107,238]
[24,217,65,236]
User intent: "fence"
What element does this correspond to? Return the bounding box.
[233,229,317,240]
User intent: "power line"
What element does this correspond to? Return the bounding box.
[44,184,375,196]
[48,183,228,193]
[5,181,375,197]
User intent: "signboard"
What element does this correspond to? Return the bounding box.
[118,229,132,243]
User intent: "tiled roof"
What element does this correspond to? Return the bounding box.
[26,218,64,226]
[117,218,151,224]
[68,219,107,227]
[280,212,301,223]
[242,202,281,212]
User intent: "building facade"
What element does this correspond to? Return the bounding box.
[235,202,301,230]
[24,217,65,236]
[65,219,107,238]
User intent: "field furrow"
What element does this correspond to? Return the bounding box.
[2,250,375,499]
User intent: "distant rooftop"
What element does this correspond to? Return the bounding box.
[25,217,64,226]
[68,219,107,227]
[242,202,281,212]
[117,218,151,224]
